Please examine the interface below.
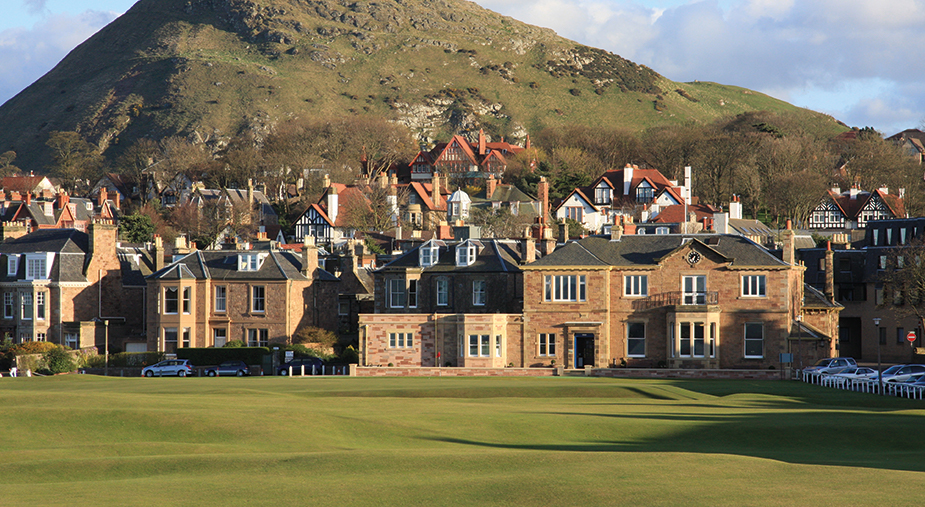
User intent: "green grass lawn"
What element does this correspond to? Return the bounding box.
[1,375,923,506]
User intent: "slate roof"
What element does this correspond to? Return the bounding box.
[148,249,337,282]
[0,229,90,282]
[530,234,788,268]
[379,239,526,274]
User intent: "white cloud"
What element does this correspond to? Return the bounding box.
[22,0,48,16]
[0,10,117,104]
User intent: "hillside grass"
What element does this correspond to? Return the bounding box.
[1,375,923,505]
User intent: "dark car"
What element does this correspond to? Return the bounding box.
[279,357,324,376]
[206,360,250,377]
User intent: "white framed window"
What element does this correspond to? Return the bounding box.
[36,333,46,342]
[21,293,32,321]
[456,242,478,266]
[213,328,227,347]
[251,285,265,313]
[472,280,486,306]
[388,279,406,308]
[182,327,191,348]
[544,275,586,302]
[26,256,47,280]
[682,275,706,305]
[436,278,448,306]
[655,227,670,235]
[65,333,78,349]
[164,287,178,314]
[538,333,556,357]
[182,286,191,314]
[388,332,414,348]
[7,255,17,276]
[744,323,764,358]
[215,286,226,312]
[624,275,648,297]
[495,335,502,357]
[468,334,490,357]
[247,328,268,347]
[238,253,265,271]
[164,327,178,352]
[741,275,766,297]
[36,292,45,320]
[566,206,582,221]
[3,293,12,319]
[627,322,646,357]
[408,280,418,308]
[420,244,439,267]
[678,322,705,358]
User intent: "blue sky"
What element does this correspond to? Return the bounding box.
[1,0,921,136]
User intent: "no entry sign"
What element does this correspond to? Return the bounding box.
[908,331,917,343]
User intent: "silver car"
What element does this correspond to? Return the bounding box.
[802,357,857,375]
[142,359,195,377]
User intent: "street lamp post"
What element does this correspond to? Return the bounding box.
[873,317,882,396]
[795,314,803,375]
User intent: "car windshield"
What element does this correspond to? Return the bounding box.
[812,359,832,367]
[882,365,903,375]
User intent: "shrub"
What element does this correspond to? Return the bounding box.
[224,340,245,348]
[43,346,76,374]
[340,345,359,364]
[292,326,337,348]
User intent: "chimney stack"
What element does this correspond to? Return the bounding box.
[521,238,536,264]
[558,218,569,244]
[153,235,165,271]
[98,187,107,208]
[486,174,497,199]
[478,129,486,156]
[301,235,318,277]
[782,219,795,266]
[537,177,549,225]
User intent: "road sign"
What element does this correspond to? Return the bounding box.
[907,331,917,343]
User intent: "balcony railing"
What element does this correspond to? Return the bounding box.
[633,291,719,311]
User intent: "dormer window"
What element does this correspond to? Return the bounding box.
[238,253,266,271]
[419,242,439,267]
[595,184,611,205]
[24,253,50,280]
[7,255,18,276]
[636,184,654,203]
[456,241,478,267]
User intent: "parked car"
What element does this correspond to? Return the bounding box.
[802,357,857,375]
[279,357,324,376]
[206,360,250,377]
[829,366,877,381]
[881,364,925,383]
[142,359,194,377]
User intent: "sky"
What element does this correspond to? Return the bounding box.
[1,0,922,137]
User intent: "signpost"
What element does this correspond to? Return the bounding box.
[907,331,917,344]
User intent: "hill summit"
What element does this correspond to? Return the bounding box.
[0,0,842,172]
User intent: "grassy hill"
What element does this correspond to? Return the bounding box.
[1,376,924,505]
[0,0,846,172]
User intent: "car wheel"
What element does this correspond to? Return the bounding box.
[236,370,244,377]
[144,370,153,377]
[279,369,288,376]
[208,370,217,377]
[178,370,187,377]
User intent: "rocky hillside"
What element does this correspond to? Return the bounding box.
[0,0,844,172]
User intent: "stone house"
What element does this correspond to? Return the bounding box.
[145,238,339,353]
[359,237,533,367]
[521,226,841,370]
[0,221,146,352]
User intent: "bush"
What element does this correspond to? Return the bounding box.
[43,347,76,374]
[223,340,245,348]
[340,345,359,364]
[292,326,337,348]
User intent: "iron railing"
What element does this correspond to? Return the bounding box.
[633,291,719,311]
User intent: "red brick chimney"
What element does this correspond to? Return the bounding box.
[24,192,30,205]
[825,241,835,303]
[98,187,107,208]
[57,191,69,210]
[486,174,497,199]
[478,129,486,156]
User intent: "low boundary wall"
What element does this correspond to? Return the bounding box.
[352,365,785,380]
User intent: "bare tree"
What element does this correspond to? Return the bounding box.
[338,183,409,233]
[45,131,102,193]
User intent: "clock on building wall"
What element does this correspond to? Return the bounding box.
[686,250,702,266]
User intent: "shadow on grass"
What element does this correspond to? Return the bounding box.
[425,407,925,473]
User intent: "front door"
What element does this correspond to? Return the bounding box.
[574,333,595,368]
